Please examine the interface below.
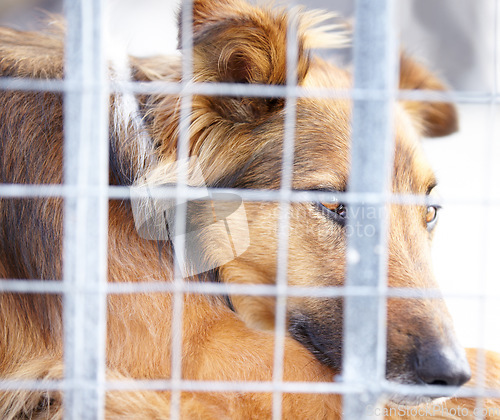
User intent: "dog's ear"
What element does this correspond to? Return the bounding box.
[399,54,459,138]
[178,0,310,121]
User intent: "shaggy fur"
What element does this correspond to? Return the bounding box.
[0,0,499,418]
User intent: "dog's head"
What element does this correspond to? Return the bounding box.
[134,0,470,405]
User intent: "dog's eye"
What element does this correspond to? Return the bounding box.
[319,202,347,224]
[425,205,440,231]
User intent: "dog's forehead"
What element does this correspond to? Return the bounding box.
[292,58,436,193]
[292,98,351,191]
[392,122,437,194]
[292,99,436,194]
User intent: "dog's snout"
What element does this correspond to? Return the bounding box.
[415,347,471,387]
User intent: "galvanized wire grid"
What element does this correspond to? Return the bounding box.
[0,0,499,419]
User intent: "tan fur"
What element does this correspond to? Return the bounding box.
[0,0,499,418]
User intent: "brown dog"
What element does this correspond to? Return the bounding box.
[0,0,499,418]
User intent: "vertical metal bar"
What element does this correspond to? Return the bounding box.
[170,1,193,418]
[272,10,299,420]
[63,0,109,419]
[343,0,397,417]
[475,2,500,417]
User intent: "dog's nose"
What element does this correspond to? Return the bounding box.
[415,347,471,387]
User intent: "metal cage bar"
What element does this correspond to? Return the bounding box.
[62,0,109,418]
[343,0,397,417]
[271,11,301,420]
[473,2,500,418]
[169,1,194,418]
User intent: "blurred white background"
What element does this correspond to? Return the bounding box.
[1,0,499,353]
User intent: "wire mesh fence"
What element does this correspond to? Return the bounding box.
[0,0,499,419]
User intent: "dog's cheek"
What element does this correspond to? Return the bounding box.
[286,206,347,289]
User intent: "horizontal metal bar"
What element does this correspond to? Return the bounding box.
[0,377,498,400]
[0,280,65,293]
[105,379,353,394]
[1,75,500,104]
[0,279,495,300]
[1,183,496,207]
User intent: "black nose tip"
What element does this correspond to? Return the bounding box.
[416,349,471,387]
